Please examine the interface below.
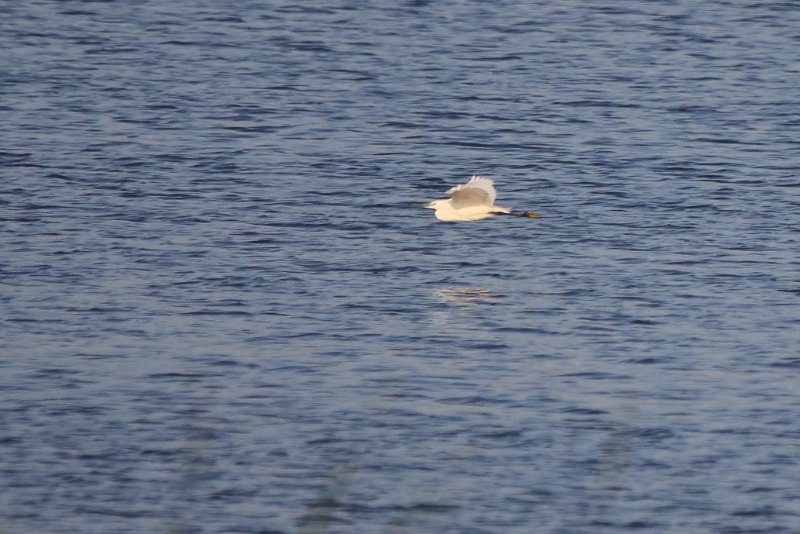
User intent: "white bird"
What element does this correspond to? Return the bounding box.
[425,175,512,222]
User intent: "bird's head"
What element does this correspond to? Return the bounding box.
[425,199,447,209]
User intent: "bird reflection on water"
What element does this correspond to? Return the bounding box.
[431,288,498,326]
[432,287,499,306]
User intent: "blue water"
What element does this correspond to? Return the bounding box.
[2,1,799,532]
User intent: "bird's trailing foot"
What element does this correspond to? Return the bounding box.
[498,210,541,219]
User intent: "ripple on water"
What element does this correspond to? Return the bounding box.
[2,1,800,533]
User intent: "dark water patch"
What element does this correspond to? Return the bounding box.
[559,407,610,416]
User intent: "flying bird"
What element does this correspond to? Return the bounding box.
[425,175,539,222]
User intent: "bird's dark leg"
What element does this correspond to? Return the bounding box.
[498,211,541,219]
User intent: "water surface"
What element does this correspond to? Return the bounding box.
[2,1,799,532]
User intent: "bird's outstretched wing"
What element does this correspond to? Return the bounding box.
[447,175,496,209]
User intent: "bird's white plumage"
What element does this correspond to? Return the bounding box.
[425,175,511,222]
[447,175,497,207]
